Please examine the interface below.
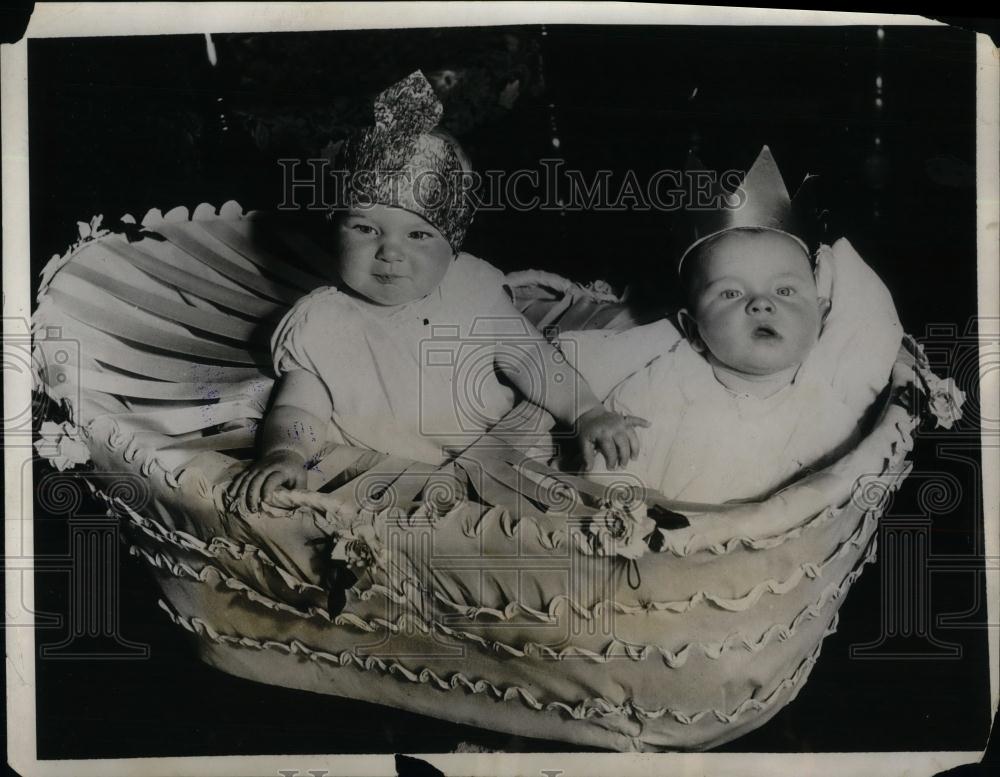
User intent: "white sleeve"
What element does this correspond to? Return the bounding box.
[558,318,683,400]
[270,288,337,377]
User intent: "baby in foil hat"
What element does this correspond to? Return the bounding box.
[561,147,904,505]
[230,72,647,513]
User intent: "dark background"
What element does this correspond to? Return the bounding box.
[27,25,991,758]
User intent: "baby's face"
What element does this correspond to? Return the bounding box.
[335,204,454,306]
[685,230,826,376]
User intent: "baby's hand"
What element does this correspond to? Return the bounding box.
[574,406,650,471]
[227,450,309,514]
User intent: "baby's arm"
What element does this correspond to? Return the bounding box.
[228,370,333,512]
[493,308,648,470]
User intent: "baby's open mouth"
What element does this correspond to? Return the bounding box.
[752,324,781,340]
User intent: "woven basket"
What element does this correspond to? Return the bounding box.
[31,204,958,751]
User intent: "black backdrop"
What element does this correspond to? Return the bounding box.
[28,25,990,757]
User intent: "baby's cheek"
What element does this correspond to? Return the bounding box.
[787,330,817,365]
[335,255,365,281]
[705,321,743,360]
[798,311,823,350]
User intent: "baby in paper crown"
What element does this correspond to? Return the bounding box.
[228,72,646,513]
[565,147,903,504]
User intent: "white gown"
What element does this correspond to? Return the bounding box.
[271,253,518,465]
[565,237,903,504]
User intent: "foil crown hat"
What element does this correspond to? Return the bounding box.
[335,70,473,250]
[675,146,820,274]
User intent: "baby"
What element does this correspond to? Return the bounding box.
[229,72,645,513]
[567,147,902,504]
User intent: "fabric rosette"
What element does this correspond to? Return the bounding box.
[922,372,965,430]
[325,511,387,573]
[34,420,91,471]
[302,495,388,574]
[224,486,389,574]
[582,493,657,560]
[904,336,966,430]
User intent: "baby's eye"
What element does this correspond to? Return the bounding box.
[408,230,434,240]
[349,223,377,235]
[721,289,742,300]
[776,287,795,297]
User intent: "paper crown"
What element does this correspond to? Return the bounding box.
[334,71,473,250]
[675,146,820,274]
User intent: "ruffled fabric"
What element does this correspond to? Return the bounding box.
[157,597,831,726]
[125,505,873,669]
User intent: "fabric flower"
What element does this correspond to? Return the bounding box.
[73,214,109,248]
[327,512,387,572]
[34,420,90,471]
[582,279,619,301]
[904,336,966,430]
[924,374,966,430]
[589,497,656,560]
